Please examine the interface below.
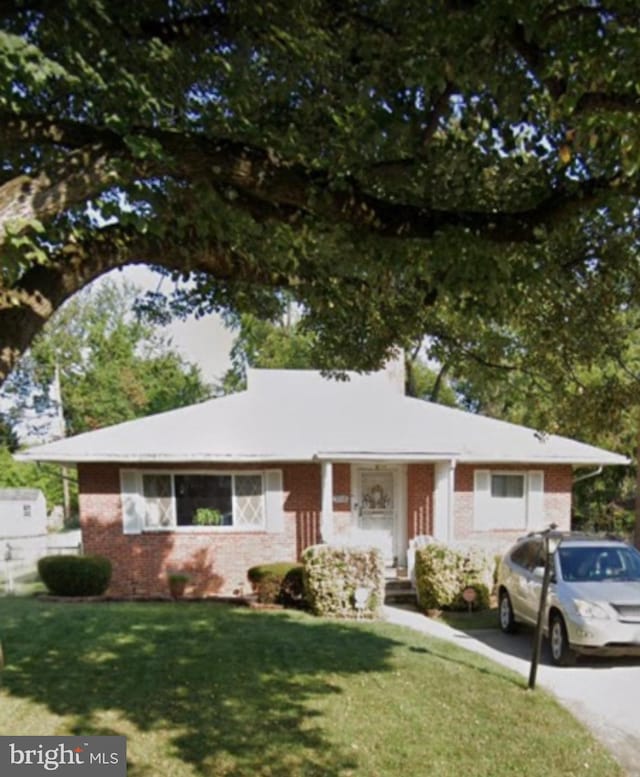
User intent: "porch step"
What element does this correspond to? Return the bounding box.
[384,577,417,606]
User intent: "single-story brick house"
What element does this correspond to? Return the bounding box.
[18,364,628,597]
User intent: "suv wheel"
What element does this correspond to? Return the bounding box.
[499,589,517,633]
[549,612,576,666]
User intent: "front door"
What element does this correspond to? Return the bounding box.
[356,469,397,565]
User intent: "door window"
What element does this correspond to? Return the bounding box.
[360,471,394,514]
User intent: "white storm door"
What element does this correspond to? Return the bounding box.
[357,469,397,563]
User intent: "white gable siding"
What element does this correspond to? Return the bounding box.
[265,469,284,533]
[527,470,545,528]
[120,470,144,534]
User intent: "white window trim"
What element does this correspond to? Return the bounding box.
[136,469,267,532]
[474,469,544,532]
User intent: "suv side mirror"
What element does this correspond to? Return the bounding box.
[532,565,545,580]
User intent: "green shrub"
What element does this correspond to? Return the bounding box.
[302,545,384,618]
[415,543,493,612]
[280,566,305,607]
[38,554,112,597]
[247,562,305,606]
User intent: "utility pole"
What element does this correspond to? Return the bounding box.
[52,363,71,526]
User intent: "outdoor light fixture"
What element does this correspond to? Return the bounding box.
[528,525,561,690]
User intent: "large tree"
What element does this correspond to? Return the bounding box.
[2,2,640,386]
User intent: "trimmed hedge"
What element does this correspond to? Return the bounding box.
[415,543,493,612]
[38,554,112,597]
[302,545,384,618]
[247,562,305,607]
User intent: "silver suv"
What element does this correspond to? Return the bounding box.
[497,532,640,665]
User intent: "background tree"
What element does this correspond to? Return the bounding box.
[218,312,459,409]
[218,308,319,394]
[2,1,640,390]
[404,356,457,407]
[0,446,65,511]
[1,278,210,521]
[3,280,210,437]
[420,236,640,539]
[0,412,18,452]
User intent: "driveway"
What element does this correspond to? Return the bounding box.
[384,605,640,777]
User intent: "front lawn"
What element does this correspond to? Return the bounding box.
[0,598,622,777]
[435,606,500,630]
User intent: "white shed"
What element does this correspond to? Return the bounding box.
[0,488,47,537]
[1,489,49,589]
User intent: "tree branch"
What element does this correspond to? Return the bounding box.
[0,223,289,385]
[575,92,640,114]
[0,146,120,245]
[2,111,638,249]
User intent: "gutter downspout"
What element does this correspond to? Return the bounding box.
[573,466,603,484]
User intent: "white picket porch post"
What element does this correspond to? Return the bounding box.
[320,460,334,542]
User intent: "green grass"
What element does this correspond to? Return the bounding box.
[0,598,622,777]
[435,607,500,630]
[3,571,47,598]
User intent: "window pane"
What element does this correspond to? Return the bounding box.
[142,474,173,527]
[175,475,232,526]
[511,540,543,571]
[235,475,264,527]
[491,474,524,498]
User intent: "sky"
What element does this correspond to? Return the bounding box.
[101,265,235,385]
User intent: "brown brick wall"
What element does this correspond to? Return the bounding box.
[79,462,324,597]
[541,465,573,530]
[283,463,322,558]
[453,463,573,545]
[332,463,351,512]
[407,463,433,539]
[78,459,574,594]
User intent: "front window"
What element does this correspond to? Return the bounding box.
[142,474,173,528]
[491,474,525,499]
[141,472,265,529]
[474,469,539,531]
[175,474,232,526]
[559,545,640,582]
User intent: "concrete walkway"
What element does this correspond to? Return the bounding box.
[383,605,640,777]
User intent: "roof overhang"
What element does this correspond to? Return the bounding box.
[17,451,630,468]
[314,451,459,463]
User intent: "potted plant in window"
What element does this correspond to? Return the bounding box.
[167,572,189,599]
[194,508,224,526]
